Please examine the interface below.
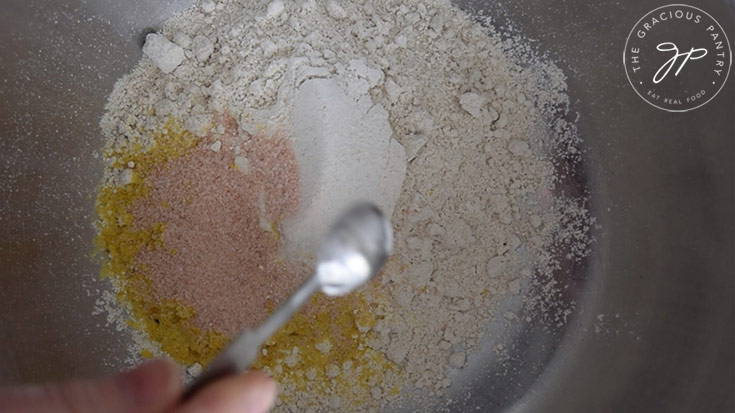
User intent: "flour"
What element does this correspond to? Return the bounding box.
[141,33,184,74]
[99,0,593,411]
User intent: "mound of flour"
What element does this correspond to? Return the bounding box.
[100,0,592,411]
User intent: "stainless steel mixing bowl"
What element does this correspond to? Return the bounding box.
[1,0,733,411]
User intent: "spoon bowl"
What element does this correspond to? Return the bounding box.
[316,202,392,296]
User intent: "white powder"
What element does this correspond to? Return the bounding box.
[100,0,593,410]
[141,33,184,74]
[284,77,406,260]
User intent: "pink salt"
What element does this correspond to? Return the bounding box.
[132,115,307,337]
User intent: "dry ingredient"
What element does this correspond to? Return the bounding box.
[283,77,406,261]
[131,116,304,338]
[94,0,592,411]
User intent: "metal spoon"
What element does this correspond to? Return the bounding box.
[183,202,392,399]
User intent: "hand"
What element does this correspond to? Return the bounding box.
[0,359,277,413]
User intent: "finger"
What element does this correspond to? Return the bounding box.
[175,370,277,413]
[0,359,183,413]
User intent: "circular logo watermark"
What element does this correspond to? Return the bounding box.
[624,4,732,112]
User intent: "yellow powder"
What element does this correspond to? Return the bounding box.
[253,287,400,405]
[95,119,227,366]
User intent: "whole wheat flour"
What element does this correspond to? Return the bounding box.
[95,0,593,411]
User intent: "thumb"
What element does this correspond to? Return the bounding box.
[175,370,277,413]
[0,359,183,413]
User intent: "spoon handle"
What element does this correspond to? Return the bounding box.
[182,274,321,400]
